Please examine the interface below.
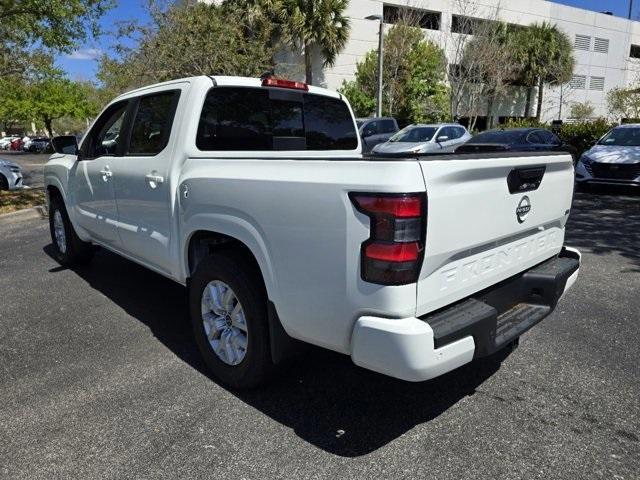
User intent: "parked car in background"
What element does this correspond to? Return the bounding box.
[9,137,23,151]
[23,137,51,153]
[0,159,23,190]
[575,124,640,188]
[455,128,577,161]
[356,117,399,153]
[372,123,471,154]
[0,136,20,150]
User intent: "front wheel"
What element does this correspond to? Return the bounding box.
[189,252,273,389]
[48,198,95,266]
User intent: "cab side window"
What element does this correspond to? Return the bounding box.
[438,127,453,140]
[81,101,128,159]
[539,130,560,145]
[526,131,545,144]
[362,121,379,137]
[380,119,397,133]
[128,91,180,155]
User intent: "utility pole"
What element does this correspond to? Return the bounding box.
[365,14,384,117]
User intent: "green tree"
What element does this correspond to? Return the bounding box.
[0,77,30,132]
[570,101,595,121]
[0,0,112,77]
[461,22,521,129]
[98,2,276,96]
[511,22,574,120]
[338,23,449,125]
[607,86,640,121]
[28,77,98,136]
[277,0,350,85]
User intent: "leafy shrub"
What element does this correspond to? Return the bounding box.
[498,118,547,130]
[557,118,615,156]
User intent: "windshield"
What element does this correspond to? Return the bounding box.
[598,127,640,146]
[356,120,364,128]
[389,126,437,143]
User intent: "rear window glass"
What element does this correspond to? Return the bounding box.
[196,87,357,151]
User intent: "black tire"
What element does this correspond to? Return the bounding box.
[0,174,8,191]
[48,197,95,266]
[189,251,273,389]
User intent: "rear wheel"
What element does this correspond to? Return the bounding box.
[0,174,8,191]
[48,197,95,266]
[189,251,273,388]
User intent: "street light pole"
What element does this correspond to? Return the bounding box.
[366,14,384,117]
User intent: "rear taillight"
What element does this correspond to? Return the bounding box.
[350,193,426,285]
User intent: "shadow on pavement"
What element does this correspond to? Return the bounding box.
[567,185,640,272]
[43,244,510,457]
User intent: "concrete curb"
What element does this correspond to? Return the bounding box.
[0,205,47,225]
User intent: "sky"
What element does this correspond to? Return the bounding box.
[56,0,151,81]
[57,0,640,82]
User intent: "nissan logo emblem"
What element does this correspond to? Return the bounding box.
[516,196,531,223]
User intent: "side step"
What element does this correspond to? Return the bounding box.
[495,303,550,348]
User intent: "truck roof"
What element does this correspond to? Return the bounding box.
[114,75,342,101]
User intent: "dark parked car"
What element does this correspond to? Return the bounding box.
[455,128,577,162]
[24,137,51,153]
[356,117,399,153]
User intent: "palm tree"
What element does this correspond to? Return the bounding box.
[277,0,350,85]
[512,22,574,120]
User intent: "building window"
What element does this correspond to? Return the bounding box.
[451,15,493,35]
[570,75,587,89]
[383,5,441,30]
[630,44,640,58]
[594,37,609,54]
[574,34,591,51]
[589,76,605,91]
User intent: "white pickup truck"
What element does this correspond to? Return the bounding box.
[45,76,581,388]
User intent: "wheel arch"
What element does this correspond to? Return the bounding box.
[183,227,276,302]
[183,227,302,364]
[46,179,67,205]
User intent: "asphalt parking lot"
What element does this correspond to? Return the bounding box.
[0,188,638,480]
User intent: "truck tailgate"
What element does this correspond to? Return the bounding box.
[416,152,574,316]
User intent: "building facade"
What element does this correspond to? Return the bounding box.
[311,0,640,123]
[202,0,640,124]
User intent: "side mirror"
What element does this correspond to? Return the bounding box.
[51,135,78,155]
[436,135,449,143]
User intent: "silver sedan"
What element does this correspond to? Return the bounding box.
[0,159,23,190]
[576,125,640,188]
[372,123,472,155]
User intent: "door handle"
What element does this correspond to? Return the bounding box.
[145,172,164,189]
[99,166,112,181]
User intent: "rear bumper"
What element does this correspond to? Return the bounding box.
[351,246,581,382]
